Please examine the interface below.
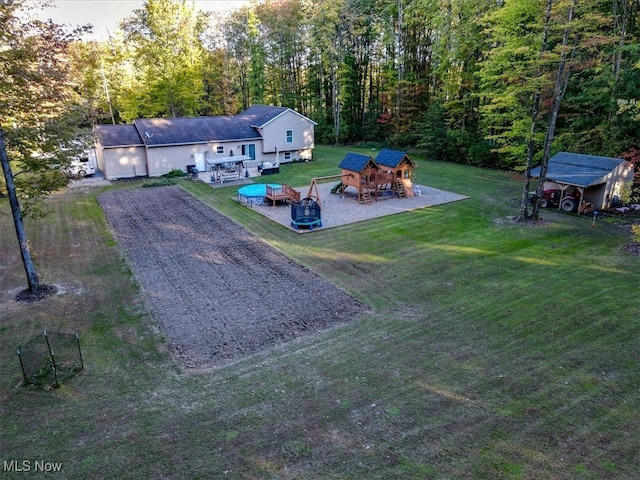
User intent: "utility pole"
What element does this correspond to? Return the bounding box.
[0,128,40,294]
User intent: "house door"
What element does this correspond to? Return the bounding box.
[242,144,256,160]
[194,152,206,172]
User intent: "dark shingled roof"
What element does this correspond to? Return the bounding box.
[339,153,378,172]
[375,148,415,168]
[240,105,290,127]
[94,106,315,148]
[94,124,143,148]
[530,152,627,187]
[133,116,261,147]
[240,105,317,126]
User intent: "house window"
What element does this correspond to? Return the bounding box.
[216,145,224,154]
[284,152,291,161]
[286,130,293,143]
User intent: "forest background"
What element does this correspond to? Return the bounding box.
[3,0,640,175]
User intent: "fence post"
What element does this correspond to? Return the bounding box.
[43,330,59,388]
[76,334,84,370]
[17,348,28,384]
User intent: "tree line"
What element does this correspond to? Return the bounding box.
[71,0,638,172]
[4,0,638,171]
[2,0,639,187]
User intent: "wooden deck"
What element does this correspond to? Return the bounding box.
[266,183,301,206]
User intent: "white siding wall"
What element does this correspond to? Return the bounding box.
[146,145,196,177]
[208,141,261,162]
[145,141,263,177]
[261,111,315,163]
[101,147,147,180]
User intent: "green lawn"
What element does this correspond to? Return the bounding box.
[1,145,639,479]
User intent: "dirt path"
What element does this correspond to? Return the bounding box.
[99,186,366,368]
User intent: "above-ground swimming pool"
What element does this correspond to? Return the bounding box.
[238,183,281,206]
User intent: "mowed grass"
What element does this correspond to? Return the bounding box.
[1,145,639,479]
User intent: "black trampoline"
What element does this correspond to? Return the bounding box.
[291,198,322,230]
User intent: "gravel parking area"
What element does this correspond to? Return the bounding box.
[240,182,469,232]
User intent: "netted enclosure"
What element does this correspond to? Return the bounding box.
[17,331,84,388]
[291,197,322,230]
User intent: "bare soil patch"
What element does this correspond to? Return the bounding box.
[15,284,58,302]
[98,186,367,368]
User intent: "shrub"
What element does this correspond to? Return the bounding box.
[143,179,177,188]
[163,169,187,178]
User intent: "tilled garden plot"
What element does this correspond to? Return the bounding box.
[99,186,366,368]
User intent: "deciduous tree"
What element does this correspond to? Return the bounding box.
[120,0,207,118]
[1,0,86,296]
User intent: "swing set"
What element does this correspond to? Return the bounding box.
[304,174,351,204]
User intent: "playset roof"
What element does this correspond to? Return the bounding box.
[376,148,415,168]
[339,153,378,172]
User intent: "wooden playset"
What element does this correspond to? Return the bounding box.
[336,149,416,204]
[242,149,417,231]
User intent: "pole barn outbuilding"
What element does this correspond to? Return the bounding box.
[530,152,635,212]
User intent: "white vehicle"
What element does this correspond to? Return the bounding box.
[65,154,96,178]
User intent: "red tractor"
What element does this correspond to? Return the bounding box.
[532,185,594,214]
[531,188,562,208]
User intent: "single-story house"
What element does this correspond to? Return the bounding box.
[530,152,635,211]
[93,105,317,180]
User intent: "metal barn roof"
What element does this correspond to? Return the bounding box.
[530,152,627,187]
